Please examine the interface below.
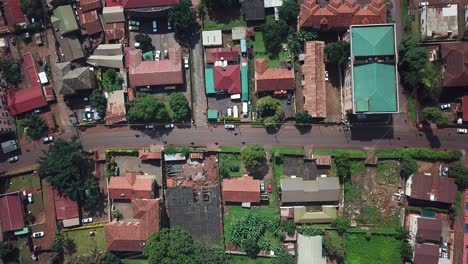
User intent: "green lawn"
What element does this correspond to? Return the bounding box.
[122,259,148,264]
[219,153,243,177]
[228,255,275,264]
[270,147,304,156]
[204,19,246,31]
[350,160,366,175]
[6,174,41,192]
[27,191,44,217]
[376,161,400,185]
[313,149,367,158]
[64,227,106,255]
[254,32,266,53]
[407,95,417,123]
[15,117,26,139]
[220,146,242,153]
[255,52,290,68]
[345,234,401,264]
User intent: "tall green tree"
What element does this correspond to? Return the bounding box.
[20,0,44,19]
[422,107,449,126]
[295,111,313,125]
[52,231,65,254]
[0,242,18,262]
[324,41,350,65]
[400,157,418,178]
[128,93,170,123]
[0,60,22,85]
[399,47,428,89]
[89,90,107,120]
[169,0,198,45]
[264,20,289,55]
[134,34,154,53]
[24,114,47,140]
[275,247,294,264]
[240,144,267,172]
[257,96,285,128]
[278,0,300,25]
[398,35,418,60]
[287,30,317,54]
[169,92,191,121]
[449,161,468,188]
[323,232,344,262]
[334,154,351,182]
[331,217,350,235]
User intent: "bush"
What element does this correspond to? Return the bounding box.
[376,148,462,161]
[240,144,266,173]
[400,157,418,178]
[449,161,468,189]
[219,116,241,122]
[331,217,350,235]
[24,114,47,140]
[298,225,324,237]
[422,107,450,126]
[169,93,191,121]
[282,220,296,236]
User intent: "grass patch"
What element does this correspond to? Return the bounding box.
[255,52,290,68]
[376,161,400,185]
[63,227,105,255]
[6,174,40,192]
[270,147,304,156]
[204,19,246,31]
[402,0,409,34]
[27,191,44,217]
[122,259,148,264]
[228,255,275,264]
[254,32,266,53]
[219,153,243,177]
[220,146,242,153]
[345,234,401,264]
[313,149,367,158]
[15,117,26,139]
[163,101,174,120]
[350,160,365,175]
[407,95,416,123]
[344,183,362,204]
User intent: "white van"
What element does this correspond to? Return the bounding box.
[233,105,239,118]
[227,107,232,117]
[242,102,248,117]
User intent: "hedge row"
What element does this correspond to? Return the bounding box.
[62,222,106,232]
[376,148,462,161]
[347,227,398,236]
[313,149,367,158]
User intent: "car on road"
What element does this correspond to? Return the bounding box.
[457,128,468,134]
[32,232,44,238]
[260,181,265,192]
[43,136,54,144]
[224,124,235,129]
[27,193,33,203]
[156,50,161,61]
[82,217,93,224]
[145,123,155,130]
[165,124,174,129]
[267,183,272,193]
[325,71,329,81]
[8,156,18,163]
[440,104,451,110]
[152,20,158,32]
[184,57,189,69]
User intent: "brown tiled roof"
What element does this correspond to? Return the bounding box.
[213,65,241,94]
[315,155,331,166]
[80,0,102,12]
[302,41,327,118]
[79,10,103,35]
[441,42,468,87]
[104,22,125,41]
[105,198,160,252]
[105,90,126,125]
[108,172,153,200]
[414,244,439,264]
[410,173,457,204]
[54,191,79,220]
[298,0,386,30]
[189,152,204,160]
[126,48,183,87]
[138,150,162,160]
[205,47,240,64]
[254,59,295,92]
[417,217,442,242]
[222,175,260,203]
[0,192,24,232]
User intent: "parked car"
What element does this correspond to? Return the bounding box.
[224,124,235,129]
[32,232,44,238]
[163,50,168,59]
[184,58,189,69]
[128,25,139,32]
[155,50,161,61]
[152,20,158,32]
[260,181,265,192]
[86,112,93,121]
[267,183,272,193]
[419,2,428,7]
[167,20,172,30]
[8,156,18,163]
[81,112,88,122]
[27,193,33,203]
[442,167,449,176]
[457,128,468,134]
[325,71,329,81]
[128,20,140,26]
[145,123,155,130]
[440,104,451,110]
[286,93,292,105]
[82,217,93,224]
[34,33,42,45]
[165,124,174,129]
[43,136,54,144]
[442,242,448,252]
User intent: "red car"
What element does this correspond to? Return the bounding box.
[267,183,272,193]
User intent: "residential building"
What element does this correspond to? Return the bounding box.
[298,0,386,31]
[88,44,124,69]
[406,173,457,207]
[205,47,240,64]
[202,30,222,47]
[212,65,241,95]
[0,87,16,133]
[57,35,86,62]
[105,90,127,125]
[441,42,468,87]
[166,186,221,244]
[420,4,458,39]
[344,24,398,114]
[0,192,25,233]
[51,5,85,61]
[254,59,294,93]
[54,191,80,227]
[413,244,439,264]
[7,52,47,116]
[242,0,265,21]
[410,216,442,244]
[51,5,79,35]
[222,175,260,203]
[79,0,102,13]
[79,10,103,36]
[293,205,337,224]
[55,63,97,95]
[231,27,246,40]
[280,176,340,205]
[463,95,468,123]
[125,48,183,89]
[102,6,125,42]
[105,198,161,252]
[108,172,154,200]
[297,235,327,264]
[2,0,27,32]
[301,41,326,118]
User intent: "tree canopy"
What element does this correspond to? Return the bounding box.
[449,161,468,189]
[331,217,350,235]
[0,242,18,262]
[323,232,344,262]
[400,157,418,178]
[128,93,170,123]
[278,0,300,25]
[295,111,313,125]
[422,107,449,127]
[324,41,350,65]
[52,231,65,254]
[287,30,317,54]
[169,92,191,121]
[399,46,428,89]
[334,154,351,183]
[24,114,47,140]
[20,0,44,19]
[101,69,122,92]
[134,34,154,53]
[169,0,198,46]
[240,144,266,172]
[0,60,22,85]
[90,90,107,120]
[257,96,285,128]
[264,20,289,55]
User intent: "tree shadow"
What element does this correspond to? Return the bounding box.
[247,161,269,179]
[64,238,77,256]
[296,125,312,135]
[421,124,441,148]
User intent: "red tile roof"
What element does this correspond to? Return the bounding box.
[79,10,103,35]
[121,0,179,8]
[463,95,468,122]
[105,198,160,251]
[54,191,79,220]
[126,48,183,88]
[254,59,294,92]
[223,175,260,203]
[104,22,125,41]
[409,173,457,204]
[138,150,162,160]
[302,41,326,118]
[3,0,27,30]
[43,85,56,101]
[298,0,386,30]
[414,244,439,264]
[108,172,153,200]
[417,217,442,242]
[441,42,468,87]
[213,65,241,94]
[205,47,240,64]
[7,52,47,116]
[79,0,103,12]
[0,192,25,232]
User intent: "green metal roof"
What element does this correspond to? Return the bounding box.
[205,66,215,94]
[351,25,395,57]
[52,5,79,35]
[207,109,218,120]
[241,64,248,102]
[143,51,154,61]
[14,226,31,236]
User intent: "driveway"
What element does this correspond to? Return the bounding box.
[191,41,207,126]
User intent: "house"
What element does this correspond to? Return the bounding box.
[7,52,47,116]
[202,30,222,47]
[410,216,442,243]
[301,41,326,118]
[51,5,79,35]
[0,192,25,233]
[166,186,221,244]
[79,10,103,35]
[213,65,241,94]
[0,87,15,133]
[79,0,103,13]
[420,4,458,39]
[108,172,154,200]
[280,176,340,204]
[298,0,386,31]
[413,244,439,264]
[57,35,85,62]
[126,48,183,88]
[297,235,326,264]
[105,90,127,125]
[242,0,265,21]
[105,198,160,252]
[293,205,337,224]
[254,59,294,94]
[102,6,125,42]
[441,42,468,87]
[222,175,260,203]
[344,24,398,114]
[406,173,457,206]
[205,47,240,64]
[54,191,80,227]
[2,0,27,32]
[87,44,124,69]
[55,63,97,95]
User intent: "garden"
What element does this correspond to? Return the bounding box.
[345,233,402,264]
[63,227,106,255]
[253,32,290,68]
[218,153,243,178]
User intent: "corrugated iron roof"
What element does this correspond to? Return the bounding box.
[302,41,327,118]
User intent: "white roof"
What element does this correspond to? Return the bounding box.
[232,27,246,40]
[0,38,6,48]
[164,153,186,161]
[62,217,80,227]
[202,30,223,46]
[94,44,123,56]
[297,235,326,264]
[264,0,283,8]
[38,72,48,84]
[87,55,124,69]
